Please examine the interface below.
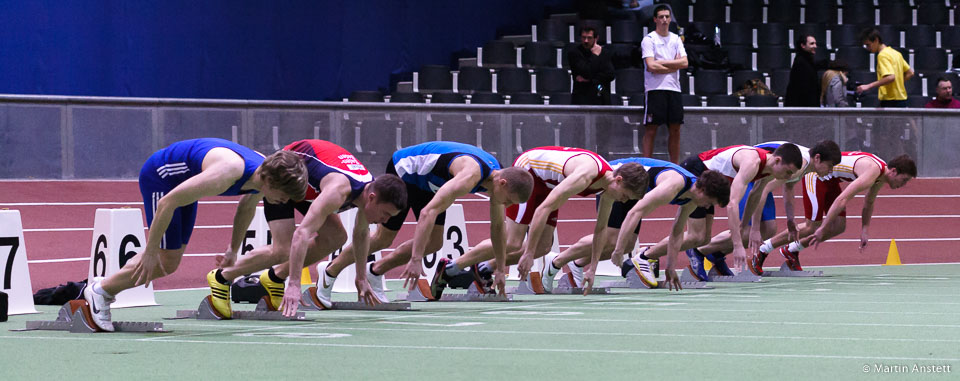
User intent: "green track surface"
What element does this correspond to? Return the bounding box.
[2,264,958,380]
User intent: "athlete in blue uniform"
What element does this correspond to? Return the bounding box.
[684,140,840,280]
[84,138,308,331]
[547,158,730,291]
[207,140,408,317]
[317,141,534,302]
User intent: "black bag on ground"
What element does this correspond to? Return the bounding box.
[33,279,87,305]
[232,275,267,303]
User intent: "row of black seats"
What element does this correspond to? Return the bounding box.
[686,22,960,49]
[693,68,959,96]
[659,0,954,25]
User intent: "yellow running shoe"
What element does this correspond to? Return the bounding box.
[259,270,285,311]
[206,270,233,319]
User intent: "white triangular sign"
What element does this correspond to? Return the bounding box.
[422,204,469,281]
[87,208,157,308]
[330,209,386,293]
[0,210,38,315]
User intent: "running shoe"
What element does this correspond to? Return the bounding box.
[206,270,233,318]
[365,263,389,303]
[779,246,803,271]
[82,278,115,332]
[313,262,335,309]
[630,256,659,288]
[704,252,734,276]
[748,251,768,275]
[259,270,285,311]
[540,252,561,293]
[430,257,451,299]
[470,263,494,294]
[685,249,709,281]
[564,261,584,288]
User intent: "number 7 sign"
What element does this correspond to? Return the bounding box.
[0,210,38,315]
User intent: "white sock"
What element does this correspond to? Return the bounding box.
[759,240,774,254]
[92,282,114,298]
[787,240,805,253]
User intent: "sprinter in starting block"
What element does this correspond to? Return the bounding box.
[436,146,650,296]
[83,138,308,331]
[549,158,729,291]
[315,141,533,305]
[750,152,916,273]
[207,140,407,318]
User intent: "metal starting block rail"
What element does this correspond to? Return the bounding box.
[17,300,167,333]
[592,270,712,289]
[299,287,413,311]
[398,279,512,302]
[680,268,763,283]
[514,274,612,294]
[170,296,308,321]
[761,263,824,277]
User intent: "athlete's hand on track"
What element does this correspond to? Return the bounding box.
[280,283,301,317]
[400,260,425,291]
[730,246,747,273]
[786,219,799,242]
[747,227,763,257]
[859,229,869,253]
[581,263,596,296]
[810,227,827,249]
[356,279,381,306]
[493,266,507,297]
[664,266,682,291]
[215,247,237,268]
[517,254,534,281]
[133,250,164,287]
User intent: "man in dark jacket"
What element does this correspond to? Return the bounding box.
[568,26,616,105]
[784,35,827,107]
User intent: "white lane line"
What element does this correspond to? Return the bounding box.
[0,335,956,362]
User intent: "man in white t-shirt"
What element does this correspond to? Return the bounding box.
[641,4,687,164]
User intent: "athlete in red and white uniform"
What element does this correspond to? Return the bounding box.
[211,139,408,317]
[450,146,650,292]
[751,152,917,272]
[641,143,804,274]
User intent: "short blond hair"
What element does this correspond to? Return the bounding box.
[260,150,308,201]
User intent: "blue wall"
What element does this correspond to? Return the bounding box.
[0,0,569,100]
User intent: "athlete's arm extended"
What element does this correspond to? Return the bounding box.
[220,193,264,267]
[611,172,683,260]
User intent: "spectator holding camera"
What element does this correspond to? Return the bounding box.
[857,28,914,108]
[924,77,960,109]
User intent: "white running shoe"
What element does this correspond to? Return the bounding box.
[83,278,115,332]
[565,261,584,288]
[540,252,560,293]
[314,262,336,309]
[631,256,659,288]
[365,263,389,303]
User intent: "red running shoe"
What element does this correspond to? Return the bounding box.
[748,251,768,276]
[779,246,803,271]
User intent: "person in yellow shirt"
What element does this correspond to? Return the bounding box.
[856,28,914,108]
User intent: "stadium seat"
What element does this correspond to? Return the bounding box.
[458,66,493,92]
[662,0,691,24]
[615,68,645,96]
[858,94,879,107]
[679,69,691,94]
[731,70,763,91]
[767,0,801,23]
[429,92,465,104]
[693,1,726,23]
[730,0,764,23]
[839,0,873,25]
[682,93,703,106]
[522,41,557,68]
[757,23,789,47]
[389,92,424,103]
[611,20,641,43]
[535,68,571,94]
[469,92,505,104]
[348,91,384,102]
[879,1,913,26]
[904,75,924,96]
[482,40,518,66]
[918,0,950,26]
[544,92,572,105]
[744,95,779,107]
[833,47,871,71]
[938,26,960,50]
[756,46,792,71]
[507,92,544,105]
[906,96,931,108]
[804,1,838,24]
[725,45,754,71]
[606,43,637,69]
[694,69,729,95]
[496,67,532,93]
[419,65,452,91]
[831,24,863,48]
[876,25,903,48]
[905,25,937,48]
[707,94,740,107]
[769,69,791,96]
[537,19,569,43]
[847,70,878,88]
[912,47,948,71]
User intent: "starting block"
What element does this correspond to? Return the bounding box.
[18,300,167,333]
[680,268,763,283]
[509,272,546,295]
[299,287,413,311]
[399,279,512,302]
[761,263,824,277]
[516,273,612,294]
[171,296,307,321]
[592,271,712,289]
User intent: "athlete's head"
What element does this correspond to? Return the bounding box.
[607,162,649,202]
[769,143,803,180]
[809,140,842,177]
[259,150,308,204]
[884,154,917,189]
[490,167,534,206]
[691,170,730,208]
[361,174,407,224]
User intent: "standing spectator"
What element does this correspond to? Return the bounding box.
[568,26,615,105]
[821,60,850,107]
[640,4,687,163]
[785,35,828,107]
[857,28,914,108]
[924,77,960,108]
